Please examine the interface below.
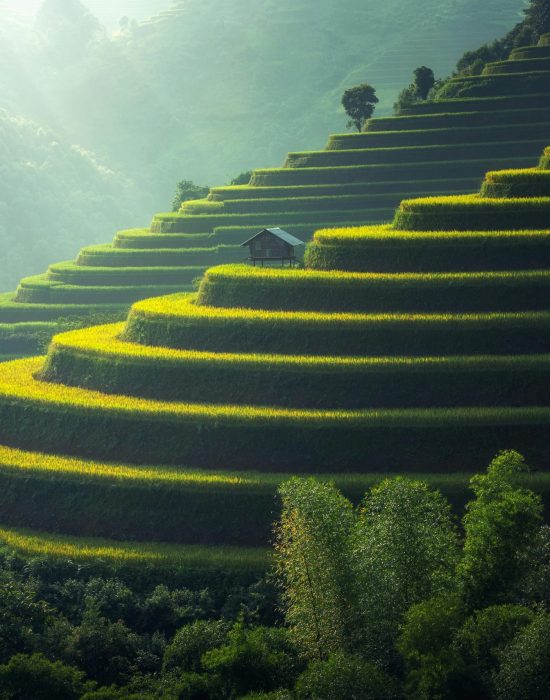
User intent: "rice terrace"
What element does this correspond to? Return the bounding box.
[1,1,550,698]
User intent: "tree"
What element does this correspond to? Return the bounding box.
[524,0,550,35]
[457,451,543,611]
[201,620,302,697]
[0,653,94,700]
[341,84,379,132]
[413,66,435,100]
[351,477,459,662]
[275,478,357,660]
[494,612,550,700]
[230,171,253,186]
[294,652,400,700]
[171,180,210,212]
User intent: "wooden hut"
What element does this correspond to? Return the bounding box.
[241,228,305,267]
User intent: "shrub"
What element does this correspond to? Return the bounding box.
[494,613,550,700]
[294,652,400,700]
[163,620,230,674]
[0,653,94,700]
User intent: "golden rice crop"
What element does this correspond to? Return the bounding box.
[0,526,270,568]
[312,226,550,244]
[0,443,257,487]
[49,323,550,372]
[398,194,550,210]
[1,357,549,428]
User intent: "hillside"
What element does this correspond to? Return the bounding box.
[0,109,151,291]
[6,0,525,197]
[0,143,549,563]
[3,30,550,356]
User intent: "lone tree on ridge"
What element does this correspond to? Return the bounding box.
[342,83,379,132]
[413,66,435,100]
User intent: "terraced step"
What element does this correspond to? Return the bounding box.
[399,92,550,116]
[327,122,550,150]
[15,275,191,305]
[369,105,550,133]
[484,57,550,75]
[208,179,477,201]
[509,45,550,60]
[113,229,217,250]
[1,357,549,472]
[284,140,547,169]
[435,71,550,100]
[196,264,550,313]
[0,525,270,570]
[42,323,550,410]
[151,208,393,233]
[0,293,126,322]
[211,192,473,215]
[122,294,550,357]
[306,227,550,272]
[76,244,242,267]
[480,169,550,197]
[113,229,215,249]
[250,157,533,187]
[393,195,550,231]
[2,460,548,551]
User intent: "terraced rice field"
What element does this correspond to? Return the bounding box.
[3,34,550,354]
[0,147,549,568]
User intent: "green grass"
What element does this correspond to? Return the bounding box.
[42,323,550,410]
[196,264,550,313]
[393,194,550,231]
[76,244,241,267]
[399,92,550,116]
[121,293,550,358]
[0,357,549,473]
[327,122,550,150]
[483,57,550,75]
[114,230,215,249]
[306,226,550,273]
[0,445,550,550]
[284,140,548,169]
[435,71,550,100]
[480,168,550,199]
[14,276,191,305]
[0,526,270,570]
[150,208,392,233]
[209,179,477,201]
[510,45,550,60]
[0,294,127,323]
[249,157,532,187]
[369,105,550,132]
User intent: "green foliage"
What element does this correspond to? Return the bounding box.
[494,612,550,699]
[0,653,94,700]
[457,451,544,611]
[201,620,302,697]
[524,0,550,35]
[171,180,210,212]
[230,171,253,186]
[342,84,379,132]
[351,478,459,661]
[454,605,535,694]
[163,620,230,674]
[414,66,436,100]
[0,575,51,663]
[294,651,400,700]
[275,479,357,659]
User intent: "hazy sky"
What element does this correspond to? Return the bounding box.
[3,0,173,26]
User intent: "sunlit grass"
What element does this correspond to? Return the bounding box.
[1,357,550,428]
[0,526,271,569]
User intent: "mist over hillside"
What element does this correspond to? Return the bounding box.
[0,0,525,291]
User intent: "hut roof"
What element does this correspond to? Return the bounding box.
[240,228,305,248]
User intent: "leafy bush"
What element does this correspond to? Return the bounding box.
[0,653,94,700]
[294,652,399,700]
